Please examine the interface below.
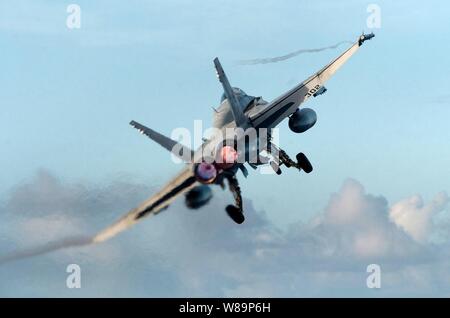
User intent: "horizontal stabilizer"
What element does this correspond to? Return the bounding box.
[130,120,194,162]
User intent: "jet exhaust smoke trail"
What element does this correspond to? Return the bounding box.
[0,207,145,265]
[237,41,353,65]
[0,236,93,265]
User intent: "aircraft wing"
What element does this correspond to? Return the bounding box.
[92,166,197,243]
[0,166,198,264]
[130,120,194,162]
[249,35,372,129]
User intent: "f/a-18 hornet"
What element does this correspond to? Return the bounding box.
[92,33,375,243]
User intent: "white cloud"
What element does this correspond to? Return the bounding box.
[0,171,449,297]
[390,192,449,243]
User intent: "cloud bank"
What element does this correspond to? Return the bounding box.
[0,170,449,297]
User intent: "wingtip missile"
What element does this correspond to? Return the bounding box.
[358,32,375,46]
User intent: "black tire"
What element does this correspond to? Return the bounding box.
[270,161,282,175]
[296,153,313,173]
[226,205,245,224]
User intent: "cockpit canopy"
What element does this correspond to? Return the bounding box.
[213,87,268,128]
[220,87,255,109]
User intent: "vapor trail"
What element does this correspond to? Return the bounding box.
[237,41,353,65]
[0,205,152,265]
[0,236,93,265]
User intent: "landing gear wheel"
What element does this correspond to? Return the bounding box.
[296,153,313,173]
[226,205,245,224]
[225,175,245,224]
[270,161,282,175]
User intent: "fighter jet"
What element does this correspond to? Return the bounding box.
[91,33,375,243]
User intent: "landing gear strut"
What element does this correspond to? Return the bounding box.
[224,174,245,224]
[269,147,313,174]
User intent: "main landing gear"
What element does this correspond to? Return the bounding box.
[220,149,312,224]
[224,174,245,224]
[271,148,313,175]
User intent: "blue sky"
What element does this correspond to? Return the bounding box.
[0,0,449,297]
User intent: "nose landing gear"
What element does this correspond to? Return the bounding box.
[221,148,312,224]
